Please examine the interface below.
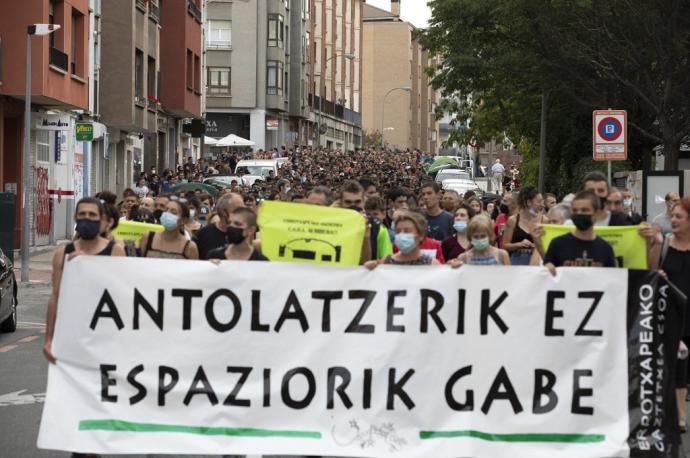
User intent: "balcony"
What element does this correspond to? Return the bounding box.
[136,0,147,12]
[49,47,68,72]
[149,2,160,22]
[187,0,201,22]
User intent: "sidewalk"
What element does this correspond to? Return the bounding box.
[12,241,70,286]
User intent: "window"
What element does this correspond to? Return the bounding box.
[268,14,284,48]
[194,54,201,92]
[147,56,156,99]
[304,31,310,62]
[267,60,283,95]
[283,0,289,9]
[302,0,310,20]
[135,48,144,99]
[186,49,193,89]
[37,130,50,163]
[207,20,231,48]
[207,67,230,95]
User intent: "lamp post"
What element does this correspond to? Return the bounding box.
[317,53,354,148]
[22,24,60,283]
[380,86,411,149]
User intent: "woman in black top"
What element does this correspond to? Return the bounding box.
[503,186,548,265]
[207,207,267,261]
[641,196,690,431]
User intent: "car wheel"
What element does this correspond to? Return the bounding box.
[0,294,17,333]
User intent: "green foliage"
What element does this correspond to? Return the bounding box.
[419,0,690,191]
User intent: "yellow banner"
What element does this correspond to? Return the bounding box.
[257,201,365,266]
[112,220,164,243]
[541,224,647,269]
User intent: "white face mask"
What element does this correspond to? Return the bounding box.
[190,209,196,219]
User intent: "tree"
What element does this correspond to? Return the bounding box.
[363,129,387,149]
[419,0,690,183]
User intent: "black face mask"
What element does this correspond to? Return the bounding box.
[348,205,364,213]
[500,204,510,214]
[76,218,101,240]
[572,214,594,231]
[226,226,246,245]
[153,209,163,221]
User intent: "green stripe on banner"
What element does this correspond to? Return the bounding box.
[79,419,322,439]
[419,430,605,443]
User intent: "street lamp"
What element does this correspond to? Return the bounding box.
[317,53,355,148]
[22,24,60,283]
[381,86,411,149]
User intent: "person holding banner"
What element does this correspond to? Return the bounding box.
[543,191,616,274]
[140,199,199,260]
[450,215,510,266]
[365,210,440,267]
[208,208,267,261]
[44,198,126,365]
[193,193,245,259]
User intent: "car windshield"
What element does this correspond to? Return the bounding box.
[236,166,273,177]
[205,176,241,186]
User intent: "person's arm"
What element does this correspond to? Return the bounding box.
[431,258,441,265]
[139,231,150,257]
[639,224,662,269]
[499,249,511,266]
[44,248,65,364]
[185,241,200,260]
[111,243,126,257]
[502,216,522,252]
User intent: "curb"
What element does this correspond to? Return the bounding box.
[20,281,51,289]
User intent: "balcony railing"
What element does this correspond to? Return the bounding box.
[136,0,147,12]
[49,47,68,72]
[187,0,201,22]
[149,2,160,22]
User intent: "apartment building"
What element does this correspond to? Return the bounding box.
[362,0,440,152]
[204,0,311,151]
[0,0,90,248]
[309,0,363,150]
[100,0,203,196]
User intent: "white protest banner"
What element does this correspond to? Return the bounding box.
[38,258,680,457]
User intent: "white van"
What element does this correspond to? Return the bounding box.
[235,160,278,178]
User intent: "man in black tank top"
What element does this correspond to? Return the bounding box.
[44,198,125,364]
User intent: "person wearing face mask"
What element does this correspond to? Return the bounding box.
[543,191,616,275]
[621,188,643,224]
[503,186,548,265]
[441,204,476,261]
[185,197,203,236]
[193,193,245,259]
[44,198,126,365]
[140,200,199,260]
[450,215,510,266]
[365,210,441,268]
[207,208,267,261]
[582,171,631,226]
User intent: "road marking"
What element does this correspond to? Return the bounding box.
[18,321,46,327]
[0,345,18,353]
[0,389,46,406]
[17,335,40,343]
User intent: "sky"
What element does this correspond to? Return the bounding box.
[365,0,432,29]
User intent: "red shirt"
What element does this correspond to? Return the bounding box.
[494,213,509,248]
[393,237,445,263]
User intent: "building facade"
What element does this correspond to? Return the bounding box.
[205,0,310,151]
[0,0,90,248]
[309,0,363,151]
[362,0,439,152]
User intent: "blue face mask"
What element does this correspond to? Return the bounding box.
[395,233,417,254]
[471,237,489,251]
[453,221,468,233]
[160,212,179,231]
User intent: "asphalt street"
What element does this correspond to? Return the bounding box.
[2,280,690,457]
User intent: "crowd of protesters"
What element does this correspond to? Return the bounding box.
[42,145,690,457]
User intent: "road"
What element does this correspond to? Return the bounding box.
[2,280,690,457]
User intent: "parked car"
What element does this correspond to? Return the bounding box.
[0,248,17,333]
[435,169,472,183]
[441,178,483,197]
[235,159,279,178]
[202,175,248,189]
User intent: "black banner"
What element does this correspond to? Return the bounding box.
[628,270,686,457]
